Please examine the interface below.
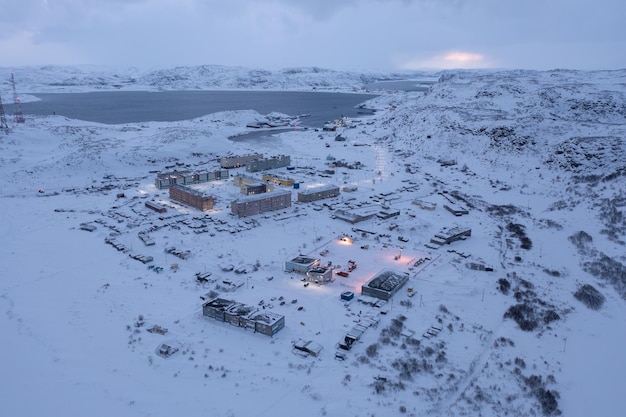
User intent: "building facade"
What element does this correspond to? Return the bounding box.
[285,256,320,274]
[245,155,291,172]
[261,174,295,187]
[169,185,214,211]
[297,185,340,203]
[145,201,167,213]
[241,182,267,195]
[306,266,332,284]
[155,169,229,189]
[361,270,409,301]
[231,189,291,218]
[202,298,285,337]
[220,154,263,169]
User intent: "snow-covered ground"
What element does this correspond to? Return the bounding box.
[1,66,625,417]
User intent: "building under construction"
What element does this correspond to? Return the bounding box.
[155,169,229,189]
[230,189,291,218]
[169,185,214,211]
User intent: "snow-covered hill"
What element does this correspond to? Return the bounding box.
[0,65,625,417]
[0,65,429,96]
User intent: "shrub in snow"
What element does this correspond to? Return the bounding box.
[399,299,413,308]
[573,284,605,310]
[568,230,593,251]
[504,303,538,331]
[524,374,560,415]
[507,223,533,250]
[365,343,379,358]
[390,318,404,332]
[543,309,561,324]
[391,357,422,380]
[536,388,560,416]
[583,255,626,299]
[418,344,433,356]
[372,379,385,394]
[497,278,511,295]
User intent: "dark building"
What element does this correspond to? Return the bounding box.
[145,201,167,213]
[169,185,214,211]
[231,189,291,218]
[202,298,285,337]
[220,154,263,169]
[242,182,267,195]
[361,270,409,301]
[430,226,472,246]
[297,185,340,203]
[155,169,229,189]
[246,155,291,172]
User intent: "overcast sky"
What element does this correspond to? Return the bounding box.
[1,0,625,71]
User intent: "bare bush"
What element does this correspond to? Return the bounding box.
[507,223,533,250]
[365,343,379,358]
[573,284,605,310]
[583,255,626,299]
[524,374,560,415]
[498,278,511,295]
[568,230,593,252]
[504,303,538,331]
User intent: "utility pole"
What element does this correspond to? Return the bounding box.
[11,73,25,124]
[0,92,8,134]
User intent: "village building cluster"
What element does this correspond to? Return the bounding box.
[91,143,476,355]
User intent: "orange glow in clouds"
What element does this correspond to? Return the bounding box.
[443,51,485,64]
[398,50,492,70]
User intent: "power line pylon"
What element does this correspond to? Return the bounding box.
[11,73,25,124]
[0,92,9,134]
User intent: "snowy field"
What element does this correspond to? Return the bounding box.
[1,66,626,417]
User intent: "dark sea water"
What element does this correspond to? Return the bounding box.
[21,90,378,128]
